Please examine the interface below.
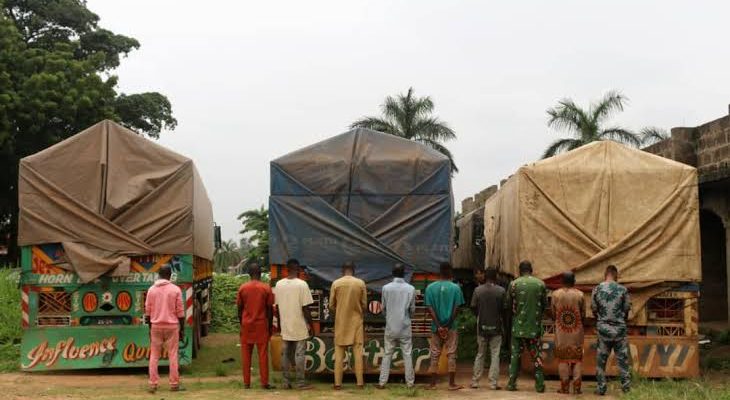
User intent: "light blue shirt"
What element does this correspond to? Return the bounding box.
[382,277,416,338]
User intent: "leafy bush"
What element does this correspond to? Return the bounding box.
[456,308,477,361]
[0,269,21,372]
[210,273,271,333]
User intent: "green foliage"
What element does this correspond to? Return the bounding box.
[237,206,269,266]
[210,273,271,333]
[543,91,641,158]
[455,308,477,361]
[351,87,458,173]
[213,239,243,273]
[211,273,250,333]
[0,268,21,372]
[626,378,730,400]
[0,0,176,261]
[640,126,669,146]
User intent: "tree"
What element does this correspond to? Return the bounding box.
[237,206,269,266]
[543,91,640,158]
[213,239,243,273]
[0,0,177,264]
[351,87,458,172]
[640,127,669,146]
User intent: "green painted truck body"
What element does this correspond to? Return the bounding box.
[19,244,212,371]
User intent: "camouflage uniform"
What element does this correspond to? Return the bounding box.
[506,275,547,392]
[591,281,631,394]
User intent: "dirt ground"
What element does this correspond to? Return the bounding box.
[2,333,616,400]
[0,372,614,400]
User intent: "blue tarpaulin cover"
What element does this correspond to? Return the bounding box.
[269,128,453,289]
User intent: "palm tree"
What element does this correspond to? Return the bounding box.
[640,127,669,146]
[214,239,242,273]
[351,87,458,172]
[543,91,641,158]
[237,206,269,265]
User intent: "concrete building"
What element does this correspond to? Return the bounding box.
[645,106,730,323]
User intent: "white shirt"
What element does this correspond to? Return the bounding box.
[274,277,314,341]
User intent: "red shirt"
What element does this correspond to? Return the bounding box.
[236,280,274,344]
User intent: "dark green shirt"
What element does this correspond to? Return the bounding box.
[424,280,465,332]
[506,275,547,338]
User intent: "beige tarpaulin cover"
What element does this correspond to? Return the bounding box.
[18,120,214,282]
[484,141,701,319]
[453,207,485,269]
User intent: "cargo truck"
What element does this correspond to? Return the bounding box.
[268,128,453,374]
[18,120,218,371]
[482,141,701,378]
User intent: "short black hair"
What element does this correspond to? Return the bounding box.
[393,263,405,278]
[605,265,618,279]
[159,265,172,280]
[439,262,453,277]
[562,271,575,286]
[485,267,497,281]
[248,262,261,277]
[286,258,299,268]
[342,261,355,274]
[518,260,533,275]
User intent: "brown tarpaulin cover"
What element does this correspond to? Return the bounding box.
[18,120,214,282]
[484,141,701,318]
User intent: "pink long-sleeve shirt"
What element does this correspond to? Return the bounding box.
[145,279,184,327]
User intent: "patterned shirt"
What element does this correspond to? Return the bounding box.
[506,275,547,338]
[591,281,631,339]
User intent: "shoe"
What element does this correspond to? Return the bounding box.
[594,389,606,396]
[406,384,415,389]
[623,387,631,394]
[147,386,157,394]
[536,387,545,393]
[506,386,517,392]
[375,385,386,390]
[333,385,342,390]
[296,384,314,390]
[356,385,365,390]
[170,386,186,392]
[448,384,464,391]
[282,384,293,390]
[262,384,276,390]
[490,386,501,390]
[470,383,479,389]
[244,384,251,389]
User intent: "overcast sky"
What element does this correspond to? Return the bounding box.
[88,0,730,241]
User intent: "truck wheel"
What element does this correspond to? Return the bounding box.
[192,299,202,358]
[201,320,209,337]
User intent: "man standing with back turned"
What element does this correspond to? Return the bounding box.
[329,262,367,389]
[377,263,416,389]
[506,260,547,393]
[145,265,185,393]
[592,265,631,396]
[237,263,275,389]
[425,262,465,390]
[471,267,505,390]
[551,271,585,394]
[274,258,314,390]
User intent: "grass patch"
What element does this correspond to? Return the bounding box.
[0,268,21,372]
[626,378,730,400]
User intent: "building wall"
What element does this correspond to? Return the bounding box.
[644,106,730,323]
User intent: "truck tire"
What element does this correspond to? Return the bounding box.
[201,320,209,337]
[192,299,202,358]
